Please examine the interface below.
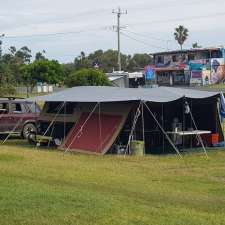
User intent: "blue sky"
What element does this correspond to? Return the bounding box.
[1,0,225,63]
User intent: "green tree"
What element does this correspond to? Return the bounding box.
[35,50,46,61]
[1,46,33,84]
[15,46,32,64]
[0,63,14,84]
[74,51,92,70]
[21,60,64,95]
[174,25,189,50]
[0,63,16,96]
[127,53,153,71]
[65,68,111,87]
[98,50,128,72]
[192,42,202,48]
[0,40,2,59]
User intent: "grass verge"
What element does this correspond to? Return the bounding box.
[0,140,225,225]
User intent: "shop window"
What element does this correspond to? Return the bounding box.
[211,50,222,58]
[172,55,177,62]
[157,56,164,64]
[188,54,195,61]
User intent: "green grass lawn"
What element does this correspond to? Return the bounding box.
[0,140,225,225]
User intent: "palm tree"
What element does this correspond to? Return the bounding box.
[192,42,202,49]
[174,25,189,50]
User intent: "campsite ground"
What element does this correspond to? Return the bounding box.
[0,140,225,225]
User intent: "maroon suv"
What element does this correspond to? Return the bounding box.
[0,98,40,139]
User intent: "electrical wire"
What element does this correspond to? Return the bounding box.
[125,29,172,42]
[131,0,224,11]
[120,31,170,50]
[4,26,108,39]
[126,11,225,28]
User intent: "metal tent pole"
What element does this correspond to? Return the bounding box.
[125,102,141,155]
[65,102,100,153]
[162,103,165,153]
[98,102,102,152]
[188,105,209,159]
[143,102,182,158]
[64,102,66,142]
[141,101,146,154]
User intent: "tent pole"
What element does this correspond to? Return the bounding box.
[48,123,55,147]
[64,101,66,142]
[182,98,185,152]
[98,102,102,152]
[162,103,165,153]
[39,102,66,143]
[125,102,142,155]
[188,104,209,159]
[65,102,100,153]
[141,101,146,155]
[143,102,182,158]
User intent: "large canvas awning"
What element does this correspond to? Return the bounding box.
[33,86,219,103]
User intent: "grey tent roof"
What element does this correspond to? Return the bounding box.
[32,86,219,103]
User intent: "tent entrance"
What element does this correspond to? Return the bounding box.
[116,98,221,154]
[61,102,132,154]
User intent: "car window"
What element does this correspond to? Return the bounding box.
[27,102,41,113]
[0,103,9,114]
[11,103,26,114]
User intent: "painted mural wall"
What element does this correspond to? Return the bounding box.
[150,48,225,85]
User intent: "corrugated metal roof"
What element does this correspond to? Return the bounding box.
[153,47,221,56]
[32,86,219,103]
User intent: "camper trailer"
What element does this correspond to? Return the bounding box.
[34,86,223,155]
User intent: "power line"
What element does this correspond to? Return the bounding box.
[125,29,172,42]
[2,10,225,41]
[132,0,224,11]
[120,31,170,50]
[4,26,107,39]
[126,11,225,27]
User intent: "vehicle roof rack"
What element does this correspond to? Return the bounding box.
[0,96,25,100]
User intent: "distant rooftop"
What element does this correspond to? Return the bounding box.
[153,47,224,56]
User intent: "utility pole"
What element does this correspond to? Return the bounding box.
[112,7,127,71]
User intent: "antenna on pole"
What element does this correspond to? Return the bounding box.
[112,7,127,72]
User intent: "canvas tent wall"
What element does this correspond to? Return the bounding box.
[119,97,222,154]
[61,102,133,154]
[34,86,222,155]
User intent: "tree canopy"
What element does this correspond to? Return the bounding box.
[0,43,153,95]
[64,50,153,73]
[65,69,111,87]
[21,59,64,92]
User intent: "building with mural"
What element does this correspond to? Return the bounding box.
[146,47,225,86]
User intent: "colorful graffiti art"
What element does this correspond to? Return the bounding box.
[190,70,202,85]
[145,65,156,81]
[211,58,225,84]
[202,69,211,85]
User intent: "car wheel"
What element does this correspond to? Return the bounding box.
[22,123,37,139]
